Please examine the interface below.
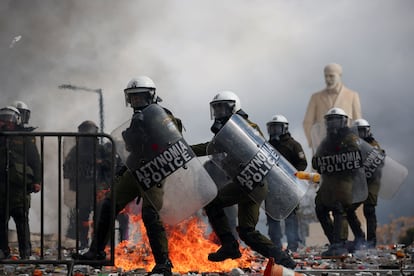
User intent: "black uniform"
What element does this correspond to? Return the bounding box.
[75,105,181,275]
[63,137,109,248]
[346,136,384,248]
[312,127,362,256]
[0,135,41,259]
[192,110,296,269]
[267,132,307,251]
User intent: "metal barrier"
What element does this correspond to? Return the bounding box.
[0,131,117,275]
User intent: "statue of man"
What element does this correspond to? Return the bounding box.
[303,63,362,148]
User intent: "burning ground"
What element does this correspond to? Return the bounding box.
[2,214,414,275]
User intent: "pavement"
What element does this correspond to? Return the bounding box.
[1,242,414,275]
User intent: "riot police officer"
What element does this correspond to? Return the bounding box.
[0,106,41,260]
[265,115,307,252]
[63,120,109,249]
[10,101,39,255]
[312,107,366,256]
[191,91,296,269]
[11,100,37,132]
[74,76,181,275]
[346,119,384,249]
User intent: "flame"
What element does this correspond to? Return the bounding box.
[110,214,260,274]
[96,188,110,202]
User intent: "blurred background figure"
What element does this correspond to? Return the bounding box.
[63,120,111,249]
[312,108,366,257]
[346,119,385,249]
[265,115,307,252]
[11,100,37,132]
[0,106,41,259]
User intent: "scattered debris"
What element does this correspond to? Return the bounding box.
[1,243,413,275]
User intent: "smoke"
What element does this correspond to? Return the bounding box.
[1,0,413,234]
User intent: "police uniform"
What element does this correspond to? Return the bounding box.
[267,132,307,251]
[346,136,383,248]
[312,127,362,253]
[63,137,109,248]
[78,106,181,270]
[192,110,296,269]
[0,135,41,259]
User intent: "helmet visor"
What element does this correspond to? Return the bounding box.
[0,114,18,130]
[357,126,370,139]
[267,123,284,137]
[129,92,153,109]
[19,109,31,124]
[210,101,234,119]
[325,115,347,131]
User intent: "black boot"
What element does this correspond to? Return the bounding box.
[148,258,173,276]
[72,247,106,261]
[72,198,112,261]
[269,247,296,269]
[321,242,348,257]
[208,240,242,262]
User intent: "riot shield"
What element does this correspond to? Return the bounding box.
[111,104,217,225]
[203,157,231,189]
[310,122,326,153]
[356,137,408,200]
[207,114,309,220]
[313,128,368,204]
[378,155,408,199]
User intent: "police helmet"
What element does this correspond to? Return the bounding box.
[209,90,241,120]
[353,118,371,139]
[324,107,349,132]
[124,76,161,109]
[0,106,21,130]
[12,100,30,124]
[78,120,98,133]
[266,114,289,138]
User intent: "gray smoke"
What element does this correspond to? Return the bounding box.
[1,0,413,234]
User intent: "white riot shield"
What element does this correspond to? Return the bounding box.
[313,128,368,204]
[378,155,408,199]
[203,158,231,189]
[310,122,326,153]
[111,104,217,225]
[208,114,309,220]
[356,136,408,200]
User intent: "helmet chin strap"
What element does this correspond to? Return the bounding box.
[269,135,281,142]
[327,127,345,138]
[133,105,149,113]
[210,117,230,134]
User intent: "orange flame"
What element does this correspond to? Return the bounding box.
[111,214,260,274]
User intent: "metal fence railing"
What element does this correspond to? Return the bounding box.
[0,131,117,275]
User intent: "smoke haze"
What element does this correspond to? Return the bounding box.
[1,0,413,230]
